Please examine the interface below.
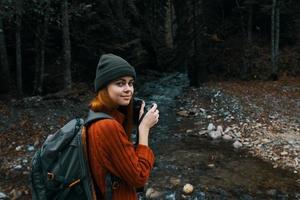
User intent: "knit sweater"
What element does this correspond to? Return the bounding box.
[87,110,155,200]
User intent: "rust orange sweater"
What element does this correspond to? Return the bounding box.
[87,110,155,200]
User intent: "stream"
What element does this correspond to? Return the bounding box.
[136,72,300,199]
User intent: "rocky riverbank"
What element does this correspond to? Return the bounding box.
[176,78,300,175]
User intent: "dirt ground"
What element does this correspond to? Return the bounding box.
[0,78,299,199]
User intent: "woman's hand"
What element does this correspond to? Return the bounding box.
[138,103,159,146]
[139,103,159,130]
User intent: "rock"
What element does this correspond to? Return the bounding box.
[224,127,231,133]
[208,130,222,140]
[15,146,22,151]
[233,141,243,149]
[207,123,215,131]
[27,146,35,152]
[145,188,163,199]
[183,183,194,194]
[261,138,271,143]
[222,134,233,141]
[280,151,288,156]
[177,111,189,117]
[145,188,155,198]
[169,177,181,186]
[234,132,242,138]
[272,156,280,161]
[199,108,206,113]
[165,193,176,200]
[217,125,223,134]
[198,130,207,136]
[9,189,22,200]
[186,129,193,134]
[0,192,8,199]
[207,163,215,168]
[13,165,22,170]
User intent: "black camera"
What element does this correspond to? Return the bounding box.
[133,97,154,125]
[133,97,144,125]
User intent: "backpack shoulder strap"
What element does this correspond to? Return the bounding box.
[84,110,113,126]
[84,110,118,199]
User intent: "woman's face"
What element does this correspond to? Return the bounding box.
[107,76,135,106]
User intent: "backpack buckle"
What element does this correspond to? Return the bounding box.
[112,181,119,190]
[47,172,55,180]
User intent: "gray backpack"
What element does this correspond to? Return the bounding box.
[30,110,115,200]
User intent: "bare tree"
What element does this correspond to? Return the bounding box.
[165,0,174,49]
[0,12,10,93]
[62,0,72,89]
[34,1,50,94]
[271,0,280,77]
[16,0,23,96]
[245,0,256,44]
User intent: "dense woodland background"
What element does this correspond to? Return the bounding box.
[0,0,299,96]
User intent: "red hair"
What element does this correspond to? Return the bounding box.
[89,88,134,139]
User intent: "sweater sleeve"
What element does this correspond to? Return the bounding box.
[90,119,155,188]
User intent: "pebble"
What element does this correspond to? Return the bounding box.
[177,111,189,117]
[165,193,176,200]
[217,125,223,134]
[15,146,22,151]
[13,165,22,170]
[207,123,215,131]
[169,177,181,186]
[0,192,8,199]
[262,138,271,143]
[224,127,231,133]
[207,163,215,168]
[145,188,163,199]
[222,134,233,141]
[186,129,193,133]
[208,130,222,140]
[9,189,22,200]
[183,183,194,194]
[27,146,35,151]
[198,130,207,136]
[233,141,243,149]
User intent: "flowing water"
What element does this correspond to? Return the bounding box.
[136,72,300,200]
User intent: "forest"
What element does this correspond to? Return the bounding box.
[0,0,299,96]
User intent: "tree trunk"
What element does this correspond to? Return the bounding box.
[34,29,41,94]
[0,14,10,93]
[34,2,49,94]
[62,0,72,90]
[247,4,253,44]
[295,8,300,75]
[165,0,174,49]
[271,0,280,76]
[274,0,280,73]
[16,0,23,96]
[235,0,250,79]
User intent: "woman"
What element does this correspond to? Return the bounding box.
[87,53,159,200]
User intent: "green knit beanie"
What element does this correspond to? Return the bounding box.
[94,53,136,92]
